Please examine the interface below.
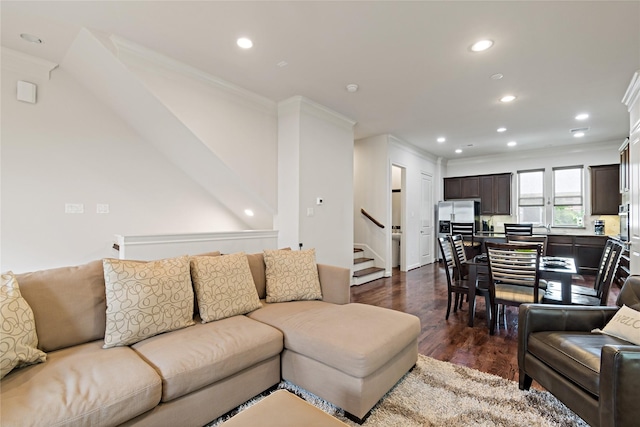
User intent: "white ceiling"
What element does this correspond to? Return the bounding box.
[2,1,639,159]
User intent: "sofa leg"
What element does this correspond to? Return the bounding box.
[519,370,533,390]
[345,410,371,425]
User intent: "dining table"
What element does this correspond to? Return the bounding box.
[464,255,577,327]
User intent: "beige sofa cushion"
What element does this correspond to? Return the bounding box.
[190,253,262,322]
[0,272,47,379]
[103,256,195,348]
[249,301,420,378]
[15,260,106,352]
[132,315,283,402]
[264,249,322,303]
[0,340,161,426]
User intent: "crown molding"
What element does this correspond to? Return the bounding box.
[1,47,58,80]
[388,134,438,162]
[279,96,356,130]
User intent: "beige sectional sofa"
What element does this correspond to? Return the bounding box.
[1,251,420,426]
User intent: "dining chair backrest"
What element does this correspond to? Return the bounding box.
[438,236,456,286]
[593,239,616,293]
[485,242,541,298]
[451,222,475,240]
[506,235,548,256]
[594,240,625,304]
[449,234,468,280]
[504,223,533,236]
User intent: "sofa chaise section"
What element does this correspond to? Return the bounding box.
[248,300,421,421]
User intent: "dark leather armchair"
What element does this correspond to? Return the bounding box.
[518,275,640,427]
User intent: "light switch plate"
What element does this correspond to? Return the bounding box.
[65,203,84,214]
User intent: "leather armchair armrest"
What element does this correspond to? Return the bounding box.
[600,345,640,427]
[518,304,619,368]
[317,263,351,305]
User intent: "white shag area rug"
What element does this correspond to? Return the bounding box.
[208,354,588,427]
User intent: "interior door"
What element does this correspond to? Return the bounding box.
[420,173,434,266]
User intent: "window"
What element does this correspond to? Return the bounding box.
[517,169,545,225]
[552,166,584,227]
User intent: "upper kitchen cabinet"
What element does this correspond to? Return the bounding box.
[590,164,621,215]
[480,173,512,215]
[445,173,511,215]
[444,176,479,200]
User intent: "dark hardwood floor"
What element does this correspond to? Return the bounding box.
[350,262,614,384]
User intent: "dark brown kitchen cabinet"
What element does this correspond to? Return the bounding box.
[444,176,480,200]
[590,164,621,215]
[547,234,609,275]
[461,176,480,198]
[444,177,462,200]
[479,173,512,215]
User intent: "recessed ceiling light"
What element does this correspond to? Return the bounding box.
[277,61,288,68]
[20,33,42,44]
[490,73,504,80]
[346,84,359,93]
[500,95,517,103]
[455,149,463,154]
[237,37,253,49]
[497,127,507,133]
[470,39,494,52]
[244,209,254,217]
[507,141,517,147]
[575,113,589,120]
[573,132,585,138]
[437,137,446,143]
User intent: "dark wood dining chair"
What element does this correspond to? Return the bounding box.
[450,222,481,259]
[544,239,624,306]
[448,235,492,322]
[438,236,469,319]
[485,242,542,335]
[504,223,533,236]
[506,234,548,256]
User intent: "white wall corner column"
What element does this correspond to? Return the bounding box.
[623,71,640,274]
[277,96,356,270]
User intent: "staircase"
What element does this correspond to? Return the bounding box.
[352,248,385,285]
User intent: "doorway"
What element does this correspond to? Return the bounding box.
[391,165,405,273]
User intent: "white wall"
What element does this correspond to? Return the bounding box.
[389,137,438,270]
[354,134,438,274]
[277,97,355,269]
[354,135,388,270]
[1,65,247,272]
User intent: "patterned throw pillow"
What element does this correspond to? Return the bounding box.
[190,253,262,322]
[0,272,47,379]
[102,256,195,348]
[594,305,640,345]
[264,249,322,303]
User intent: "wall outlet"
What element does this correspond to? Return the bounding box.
[65,203,84,214]
[96,204,110,214]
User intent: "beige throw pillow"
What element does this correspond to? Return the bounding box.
[264,249,322,303]
[1,272,47,379]
[102,256,195,348]
[190,253,262,322]
[594,304,640,345]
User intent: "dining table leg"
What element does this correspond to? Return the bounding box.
[468,263,477,327]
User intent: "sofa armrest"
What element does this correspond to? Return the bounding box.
[518,304,619,369]
[599,345,640,427]
[317,264,350,305]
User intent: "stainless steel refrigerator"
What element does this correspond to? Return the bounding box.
[437,200,481,239]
